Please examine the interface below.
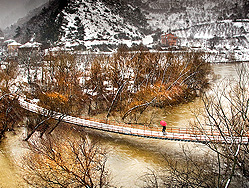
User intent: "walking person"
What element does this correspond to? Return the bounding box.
[160,120,167,135]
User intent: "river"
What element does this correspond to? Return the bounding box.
[0,63,241,188]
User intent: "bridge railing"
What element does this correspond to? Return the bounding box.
[79,116,226,136]
[67,115,249,143]
[18,98,249,143]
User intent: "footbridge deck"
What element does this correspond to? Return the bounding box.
[19,98,249,144]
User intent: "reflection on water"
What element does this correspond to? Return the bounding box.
[0,63,241,188]
[0,146,20,187]
[153,98,203,128]
[211,63,240,82]
[87,129,209,187]
[0,128,27,187]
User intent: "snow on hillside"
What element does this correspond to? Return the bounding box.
[142,0,249,62]
[3,0,249,61]
[60,0,145,48]
[144,0,222,32]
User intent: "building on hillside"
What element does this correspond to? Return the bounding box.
[3,39,15,50]
[161,33,178,47]
[7,41,22,57]
[1,39,22,60]
[4,39,15,45]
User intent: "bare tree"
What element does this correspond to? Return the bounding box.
[193,63,249,187]
[22,129,112,188]
[0,52,23,140]
[18,45,43,84]
[0,94,23,140]
[140,64,249,188]
[120,51,211,123]
[24,92,69,141]
[140,148,220,188]
[0,59,19,93]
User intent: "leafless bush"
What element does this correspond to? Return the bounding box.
[83,51,211,123]
[22,130,112,187]
[141,64,249,188]
[0,94,23,140]
[193,63,249,187]
[140,147,220,188]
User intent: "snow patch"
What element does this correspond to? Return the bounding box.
[142,35,153,45]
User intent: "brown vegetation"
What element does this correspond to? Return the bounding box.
[22,50,211,125]
[38,51,85,116]
[0,95,23,139]
[22,128,111,187]
[0,59,23,140]
[83,51,211,123]
[0,49,212,140]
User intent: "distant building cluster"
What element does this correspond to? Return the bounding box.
[0,38,42,60]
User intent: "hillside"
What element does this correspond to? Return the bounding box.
[142,0,249,42]
[10,0,150,50]
[142,0,249,30]
[141,0,249,61]
[0,29,3,37]
[3,0,249,59]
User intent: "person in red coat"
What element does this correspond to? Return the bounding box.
[160,120,167,135]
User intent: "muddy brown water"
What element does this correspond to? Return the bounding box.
[0,63,241,187]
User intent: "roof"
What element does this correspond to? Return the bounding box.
[19,41,42,48]
[7,41,22,46]
[161,33,177,38]
[4,39,16,44]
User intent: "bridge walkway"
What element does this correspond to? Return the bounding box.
[18,98,249,144]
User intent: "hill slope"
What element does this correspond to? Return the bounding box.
[4,0,249,57]
[11,0,150,49]
[141,0,249,61]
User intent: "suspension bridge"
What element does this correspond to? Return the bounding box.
[18,98,249,144]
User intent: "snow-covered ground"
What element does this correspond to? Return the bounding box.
[60,1,143,46]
